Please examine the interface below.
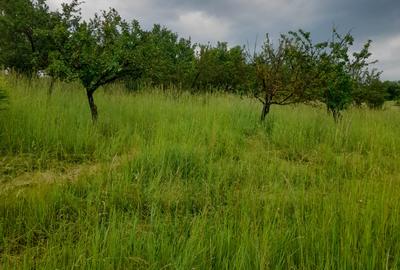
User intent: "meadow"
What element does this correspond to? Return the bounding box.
[1,76,400,269]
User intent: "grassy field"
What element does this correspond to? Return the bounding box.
[1,75,400,269]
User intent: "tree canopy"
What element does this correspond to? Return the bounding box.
[0,0,392,121]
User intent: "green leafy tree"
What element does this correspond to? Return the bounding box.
[323,65,353,120]
[362,71,386,109]
[313,29,377,120]
[173,37,196,88]
[252,29,379,122]
[46,0,82,93]
[137,24,195,88]
[222,44,249,93]
[0,0,60,75]
[122,25,195,91]
[49,8,144,121]
[252,31,322,121]
[316,30,356,121]
[383,80,400,101]
[191,44,214,90]
[191,42,248,92]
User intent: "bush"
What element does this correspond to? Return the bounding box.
[364,79,386,109]
[325,66,353,121]
[384,81,400,101]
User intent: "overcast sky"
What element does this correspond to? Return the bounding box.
[47,0,400,80]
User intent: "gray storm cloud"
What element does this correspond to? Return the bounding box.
[47,0,400,80]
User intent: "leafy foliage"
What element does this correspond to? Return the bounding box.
[192,42,248,93]
[0,0,60,75]
[324,65,353,120]
[352,70,386,109]
[251,29,381,121]
[49,8,144,120]
[137,24,195,88]
[0,0,388,122]
[252,31,323,120]
[384,80,400,101]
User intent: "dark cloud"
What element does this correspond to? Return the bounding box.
[47,0,400,79]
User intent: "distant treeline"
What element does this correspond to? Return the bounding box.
[0,0,399,121]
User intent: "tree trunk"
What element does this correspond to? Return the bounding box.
[191,72,200,89]
[24,28,36,53]
[86,89,98,122]
[332,110,341,123]
[48,77,55,96]
[260,102,271,121]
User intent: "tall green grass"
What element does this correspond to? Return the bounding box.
[1,75,400,269]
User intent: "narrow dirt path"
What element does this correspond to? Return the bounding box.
[0,151,136,195]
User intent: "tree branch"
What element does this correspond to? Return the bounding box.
[88,63,140,93]
[254,92,265,104]
[273,92,294,105]
[271,100,298,106]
